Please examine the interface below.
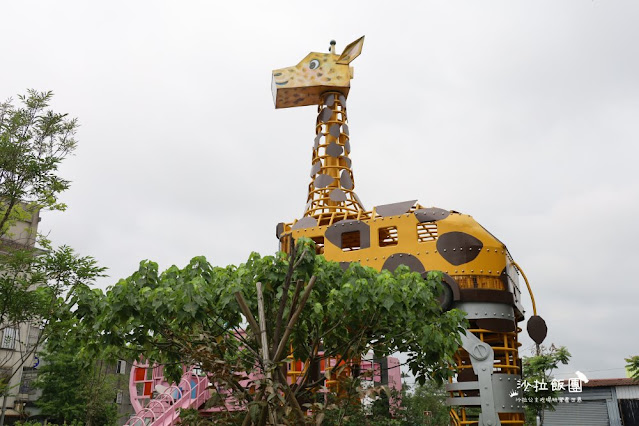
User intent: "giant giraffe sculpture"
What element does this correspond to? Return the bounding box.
[272,36,548,426]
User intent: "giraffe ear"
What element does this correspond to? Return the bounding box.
[336,36,365,64]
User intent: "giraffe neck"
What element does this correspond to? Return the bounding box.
[304,92,367,225]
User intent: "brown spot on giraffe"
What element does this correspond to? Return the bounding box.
[436,232,483,266]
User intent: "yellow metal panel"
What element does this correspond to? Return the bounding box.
[290,210,508,279]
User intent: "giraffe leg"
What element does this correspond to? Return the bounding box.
[447,329,501,426]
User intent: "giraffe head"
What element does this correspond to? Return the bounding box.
[272,36,364,109]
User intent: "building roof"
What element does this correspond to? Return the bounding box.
[583,378,638,387]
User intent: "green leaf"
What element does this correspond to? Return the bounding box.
[382,296,394,310]
[183,301,198,316]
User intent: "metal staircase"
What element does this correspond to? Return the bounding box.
[124,362,210,426]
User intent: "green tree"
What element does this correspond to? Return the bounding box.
[0,89,76,235]
[399,381,450,425]
[0,90,105,425]
[70,238,467,425]
[34,345,118,426]
[521,345,571,425]
[319,377,400,426]
[626,356,639,381]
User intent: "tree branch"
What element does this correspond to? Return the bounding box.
[234,292,261,340]
[273,275,316,364]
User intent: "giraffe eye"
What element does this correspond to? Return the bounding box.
[309,59,320,70]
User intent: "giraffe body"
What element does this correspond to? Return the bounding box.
[273,37,544,426]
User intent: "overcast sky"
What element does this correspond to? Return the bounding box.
[3,1,638,382]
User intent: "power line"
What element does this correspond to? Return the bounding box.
[553,367,627,377]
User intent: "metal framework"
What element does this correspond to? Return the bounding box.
[272,36,548,426]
